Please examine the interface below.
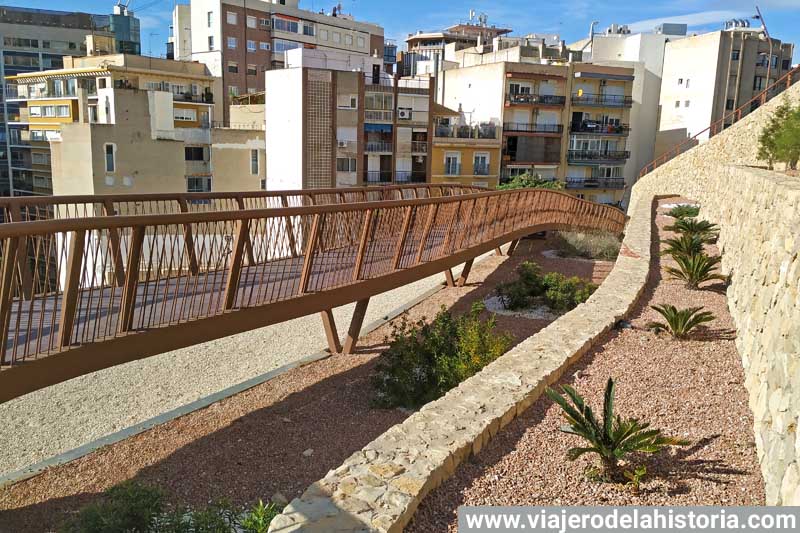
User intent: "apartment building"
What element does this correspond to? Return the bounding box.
[6,53,263,196]
[266,48,431,190]
[431,103,501,188]
[439,50,635,206]
[174,0,384,125]
[0,4,141,196]
[657,22,795,154]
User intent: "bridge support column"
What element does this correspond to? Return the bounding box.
[342,298,370,355]
[506,239,520,257]
[457,258,474,287]
[494,247,503,256]
[320,309,342,354]
[444,268,456,287]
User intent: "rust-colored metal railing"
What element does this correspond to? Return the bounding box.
[639,65,800,177]
[0,187,625,402]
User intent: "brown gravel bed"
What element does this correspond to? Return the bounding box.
[0,237,610,532]
[408,198,764,532]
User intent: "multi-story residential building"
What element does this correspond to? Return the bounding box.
[265,48,431,190]
[3,53,265,196]
[431,103,501,188]
[656,21,794,155]
[0,4,141,196]
[438,48,635,206]
[173,0,384,125]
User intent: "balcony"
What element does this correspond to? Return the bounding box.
[411,141,428,153]
[365,110,393,122]
[395,171,427,183]
[365,141,393,153]
[571,121,630,135]
[505,93,566,106]
[571,93,633,108]
[473,163,491,176]
[434,124,498,140]
[503,122,563,135]
[444,162,462,176]
[364,170,393,184]
[174,92,214,104]
[567,150,630,163]
[566,177,625,189]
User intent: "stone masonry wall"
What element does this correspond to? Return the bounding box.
[629,82,800,505]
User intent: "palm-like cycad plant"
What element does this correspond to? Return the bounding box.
[546,378,688,481]
[666,253,727,289]
[666,205,700,219]
[646,304,715,339]
[666,218,719,243]
[661,234,704,258]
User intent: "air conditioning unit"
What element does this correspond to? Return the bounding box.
[398,108,412,120]
[337,140,349,148]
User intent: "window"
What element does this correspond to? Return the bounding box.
[273,17,298,33]
[473,152,489,175]
[677,78,683,85]
[337,94,357,109]
[303,23,315,36]
[226,11,237,25]
[247,16,257,28]
[32,152,49,165]
[753,76,766,91]
[444,152,460,175]
[228,61,239,73]
[674,100,680,108]
[185,146,206,161]
[273,39,301,53]
[259,18,270,28]
[247,64,257,75]
[247,40,256,52]
[229,86,240,96]
[344,34,353,46]
[29,106,41,117]
[187,176,212,192]
[685,79,690,88]
[104,143,115,172]
[365,92,392,110]
[250,149,260,175]
[332,32,341,44]
[207,11,213,27]
[357,36,365,48]
[732,49,740,60]
[336,157,356,172]
[771,55,778,68]
[756,54,769,67]
[726,99,735,110]
[208,36,215,50]
[227,36,237,49]
[260,41,271,51]
[173,107,197,121]
[3,37,39,48]
[55,105,70,117]
[247,87,257,94]
[320,29,328,41]
[782,59,791,70]
[684,100,690,108]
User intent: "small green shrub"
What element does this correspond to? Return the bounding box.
[551,231,622,261]
[666,205,700,219]
[661,234,704,258]
[758,100,800,170]
[647,304,715,339]
[373,303,513,409]
[666,218,719,244]
[496,280,530,310]
[666,253,727,289]
[240,500,281,533]
[546,378,688,481]
[495,261,597,313]
[497,172,564,190]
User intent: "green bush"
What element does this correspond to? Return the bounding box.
[665,218,719,244]
[373,303,513,409]
[551,231,622,261]
[661,234,704,258]
[647,304,715,339]
[497,172,564,190]
[665,253,727,290]
[758,100,800,170]
[666,205,700,219]
[60,481,281,533]
[496,261,598,313]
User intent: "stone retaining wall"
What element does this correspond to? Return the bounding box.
[628,83,800,506]
[268,83,800,532]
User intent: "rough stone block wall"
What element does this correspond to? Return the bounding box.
[629,82,800,505]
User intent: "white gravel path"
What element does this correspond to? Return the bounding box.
[0,257,485,477]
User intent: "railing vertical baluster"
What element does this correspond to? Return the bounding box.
[118,226,145,333]
[57,229,86,347]
[415,203,439,264]
[7,204,33,299]
[102,200,126,287]
[352,209,373,281]
[392,206,414,270]
[280,196,299,258]
[298,214,322,294]
[177,198,199,276]
[0,236,20,363]
[223,218,250,310]
[235,197,256,265]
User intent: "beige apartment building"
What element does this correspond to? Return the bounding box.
[439,53,634,206]
[6,53,265,196]
[174,0,384,125]
[265,48,432,190]
[657,24,794,155]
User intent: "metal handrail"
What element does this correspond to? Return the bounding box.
[639,65,800,177]
[0,187,624,401]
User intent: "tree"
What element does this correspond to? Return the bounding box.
[758,100,800,170]
[497,172,564,190]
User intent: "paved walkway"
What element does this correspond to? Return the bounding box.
[0,256,480,478]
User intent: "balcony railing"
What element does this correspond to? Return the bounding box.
[365,141,393,152]
[503,122,563,134]
[434,124,498,139]
[505,93,566,106]
[364,170,393,184]
[395,171,427,183]
[567,150,630,162]
[365,110,393,122]
[174,92,214,104]
[566,177,626,189]
[473,163,491,176]
[570,122,630,135]
[411,141,428,153]
[444,163,462,176]
[571,94,633,107]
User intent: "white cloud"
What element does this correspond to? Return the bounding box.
[627,10,749,32]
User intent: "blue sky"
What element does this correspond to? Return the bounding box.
[5,0,800,61]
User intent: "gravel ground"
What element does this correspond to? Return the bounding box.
[0,237,611,532]
[407,199,764,533]
[0,256,491,479]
